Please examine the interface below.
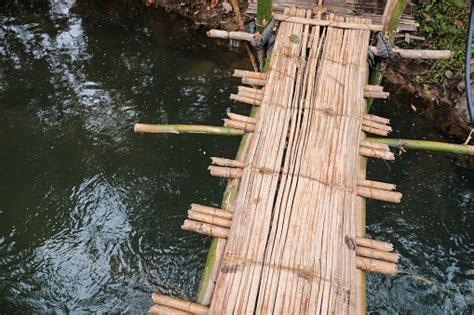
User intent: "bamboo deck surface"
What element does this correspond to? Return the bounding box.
[209,8,371,314]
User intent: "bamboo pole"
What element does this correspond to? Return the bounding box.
[241,77,267,86]
[357,186,402,203]
[206,29,258,42]
[188,210,232,228]
[190,203,233,220]
[233,70,267,80]
[361,125,390,136]
[357,179,397,191]
[359,146,395,160]
[149,305,192,315]
[360,140,390,151]
[354,237,394,252]
[355,247,400,263]
[151,293,209,314]
[208,165,243,179]
[181,219,230,239]
[356,256,397,275]
[364,85,384,92]
[230,94,262,106]
[134,124,244,136]
[223,118,255,132]
[367,137,474,155]
[237,86,264,98]
[210,157,245,168]
[273,14,384,31]
[362,119,392,133]
[363,90,389,99]
[363,114,390,125]
[369,46,453,60]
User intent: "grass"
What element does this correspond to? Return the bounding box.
[413,0,469,85]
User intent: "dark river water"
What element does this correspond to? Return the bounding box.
[0,1,472,313]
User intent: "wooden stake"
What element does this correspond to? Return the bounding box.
[151,293,209,314]
[181,219,230,238]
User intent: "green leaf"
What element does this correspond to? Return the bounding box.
[289,34,300,44]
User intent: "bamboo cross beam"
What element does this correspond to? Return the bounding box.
[364,85,384,92]
[364,90,390,99]
[369,46,453,60]
[356,256,397,275]
[208,165,243,179]
[362,125,392,136]
[357,186,402,203]
[230,94,262,106]
[210,157,245,168]
[359,146,395,160]
[364,114,391,125]
[355,247,400,264]
[235,89,264,101]
[237,86,264,98]
[360,140,391,152]
[367,137,474,155]
[190,204,233,220]
[227,112,257,124]
[182,219,230,239]
[273,14,384,31]
[358,179,397,191]
[149,305,192,315]
[223,118,256,132]
[362,115,392,136]
[134,124,244,136]
[188,209,232,228]
[151,293,209,314]
[354,237,394,252]
[206,29,259,42]
[241,77,267,86]
[233,69,267,80]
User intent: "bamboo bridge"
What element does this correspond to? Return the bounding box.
[133,1,470,314]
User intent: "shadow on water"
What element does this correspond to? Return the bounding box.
[0,0,472,313]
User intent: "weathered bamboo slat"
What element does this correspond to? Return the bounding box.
[356,256,397,275]
[181,219,230,239]
[369,46,453,59]
[188,210,232,228]
[150,305,192,315]
[223,118,255,132]
[230,94,262,106]
[190,203,233,220]
[206,29,259,42]
[241,77,267,86]
[133,124,244,136]
[208,165,243,179]
[354,237,394,252]
[210,157,245,168]
[357,179,397,191]
[233,69,267,80]
[355,246,400,263]
[151,293,209,314]
[357,186,402,203]
[364,90,389,99]
[273,14,384,31]
[359,146,395,160]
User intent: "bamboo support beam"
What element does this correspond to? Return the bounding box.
[150,305,192,315]
[273,14,384,31]
[362,125,390,136]
[364,90,389,99]
[360,140,390,152]
[358,179,397,191]
[230,94,262,106]
[356,256,397,275]
[210,157,245,168]
[357,186,402,203]
[206,29,259,42]
[223,118,255,132]
[363,114,390,125]
[208,165,243,179]
[355,247,400,263]
[227,112,257,124]
[369,46,453,60]
[241,77,267,86]
[362,119,392,133]
[188,210,232,228]
[190,203,233,220]
[236,89,264,101]
[355,237,394,252]
[134,124,244,136]
[151,293,209,314]
[233,69,267,80]
[237,86,264,97]
[367,137,474,155]
[359,146,395,160]
[364,85,384,92]
[181,219,230,239]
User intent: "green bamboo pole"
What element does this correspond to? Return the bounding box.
[133,123,244,136]
[368,137,474,155]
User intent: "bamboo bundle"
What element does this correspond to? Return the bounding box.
[369,46,453,60]
[188,210,232,228]
[206,29,259,42]
[150,305,192,315]
[227,112,257,124]
[357,186,402,203]
[181,219,230,238]
[359,146,395,160]
[223,118,255,132]
[230,94,262,106]
[356,256,397,275]
[355,246,400,263]
[151,293,209,314]
[133,124,244,136]
[190,203,233,220]
[208,165,243,179]
[233,69,267,80]
[357,179,397,191]
[354,237,394,252]
[241,77,267,86]
[210,157,245,168]
[363,90,389,99]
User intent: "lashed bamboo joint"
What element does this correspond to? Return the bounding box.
[150,293,209,315]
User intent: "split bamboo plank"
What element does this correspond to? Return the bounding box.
[151,293,209,314]
[181,219,230,239]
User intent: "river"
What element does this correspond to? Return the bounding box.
[0,1,472,313]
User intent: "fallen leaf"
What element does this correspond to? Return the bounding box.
[410,104,417,112]
[289,34,300,44]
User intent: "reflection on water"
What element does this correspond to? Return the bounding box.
[0,0,472,313]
